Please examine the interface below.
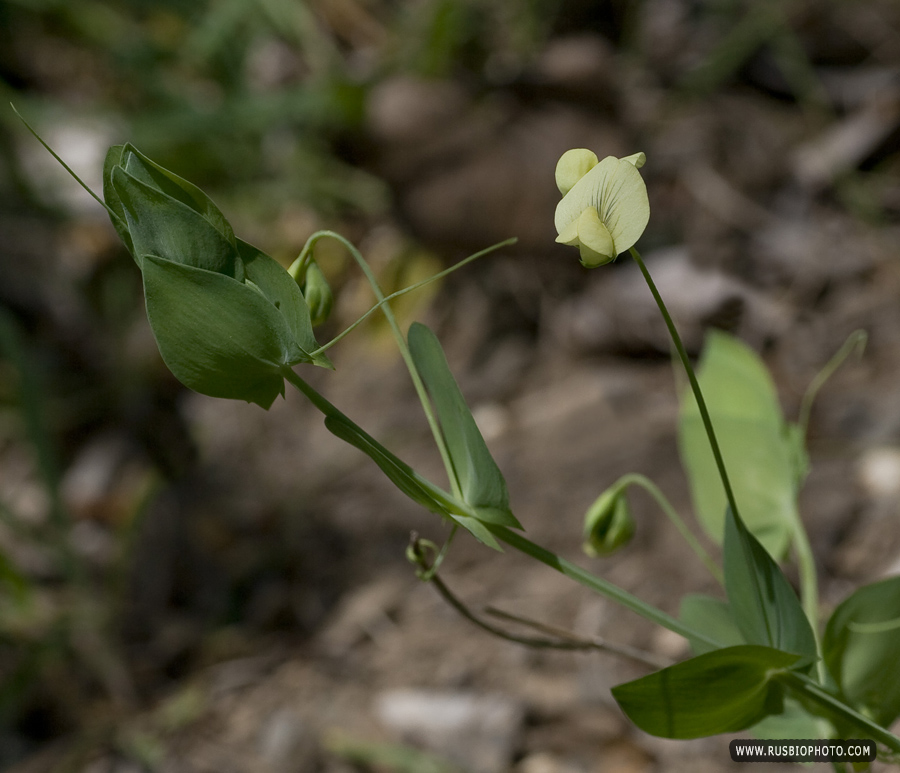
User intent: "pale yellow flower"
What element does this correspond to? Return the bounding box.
[554,149,649,267]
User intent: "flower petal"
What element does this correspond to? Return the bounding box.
[598,158,649,254]
[576,206,614,260]
[555,148,599,196]
[579,241,614,268]
[555,217,579,245]
[554,155,649,260]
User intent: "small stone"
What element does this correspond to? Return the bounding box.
[516,752,584,773]
[857,446,900,499]
[375,689,523,773]
[258,708,317,772]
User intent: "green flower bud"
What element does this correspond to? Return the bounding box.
[583,487,635,557]
[554,150,650,268]
[300,260,334,327]
[102,145,330,408]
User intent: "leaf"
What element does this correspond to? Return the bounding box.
[118,143,237,248]
[611,645,800,739]
[111,166,242,279]
[724,507,817,661]
[678,331,799,559]
[237,240,330,369]
[324,414,501,550]
[102,145,134,256]
[823,575,900,728]
[750,697,827,740]
[678,593,745,655]
[407,323,520,529]
[142,255,305,408]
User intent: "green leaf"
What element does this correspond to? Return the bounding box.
[678,331,799,559]
[119,143,237,248]
[111,166,242,279]
[102,145,134,256]
[678,593,745,655]
[823,575,900,728]
[323,414,501,550]
[407,322,520,529]
[724,507,817,661]
[142,255,305,408]
[750,697,826,740]
[237,240,330,369]
[611,645,800,739]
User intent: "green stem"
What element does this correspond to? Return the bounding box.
[281,366,340,417]
[797,330,866,442]
[615,473,724,586]
[629,247,743,525]
[792,520,822,667]
[309,239,517,357]
[12,104,112,219]
[409,538,670,668]
[630,247,825,672]
[490,525,722,650]
[794,331,864,674]
[282,368,722,652]
[296,230,462,498]
[781,671,900,753]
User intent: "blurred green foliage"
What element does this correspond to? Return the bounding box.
[0,0,560,223]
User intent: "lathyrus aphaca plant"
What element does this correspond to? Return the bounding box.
[18,104,900,769]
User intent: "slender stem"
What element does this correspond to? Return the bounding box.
[615,473,724,586]
[630,247,825,672]
[286,232,320,284]
[297,230,462,498]
[629,247,742,524]
[282,368,722,651]
[781,671,900,753]
[282,366,341,417]
[12,104,112,219]
[408,535,670,668]
[489,525,722,650]
[309,239,517,356]
[797,330,866,442]
[484,606,671,669]
[792,520,823,672]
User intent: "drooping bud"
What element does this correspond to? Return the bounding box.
[301,260,334,327]
[583,486,635,557]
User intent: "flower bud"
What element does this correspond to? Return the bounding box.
[583,487,635,557]
[301,260,334,327]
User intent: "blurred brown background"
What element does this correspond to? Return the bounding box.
[2,1,900,771]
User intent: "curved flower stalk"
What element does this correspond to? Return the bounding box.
[554,149,650,267]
